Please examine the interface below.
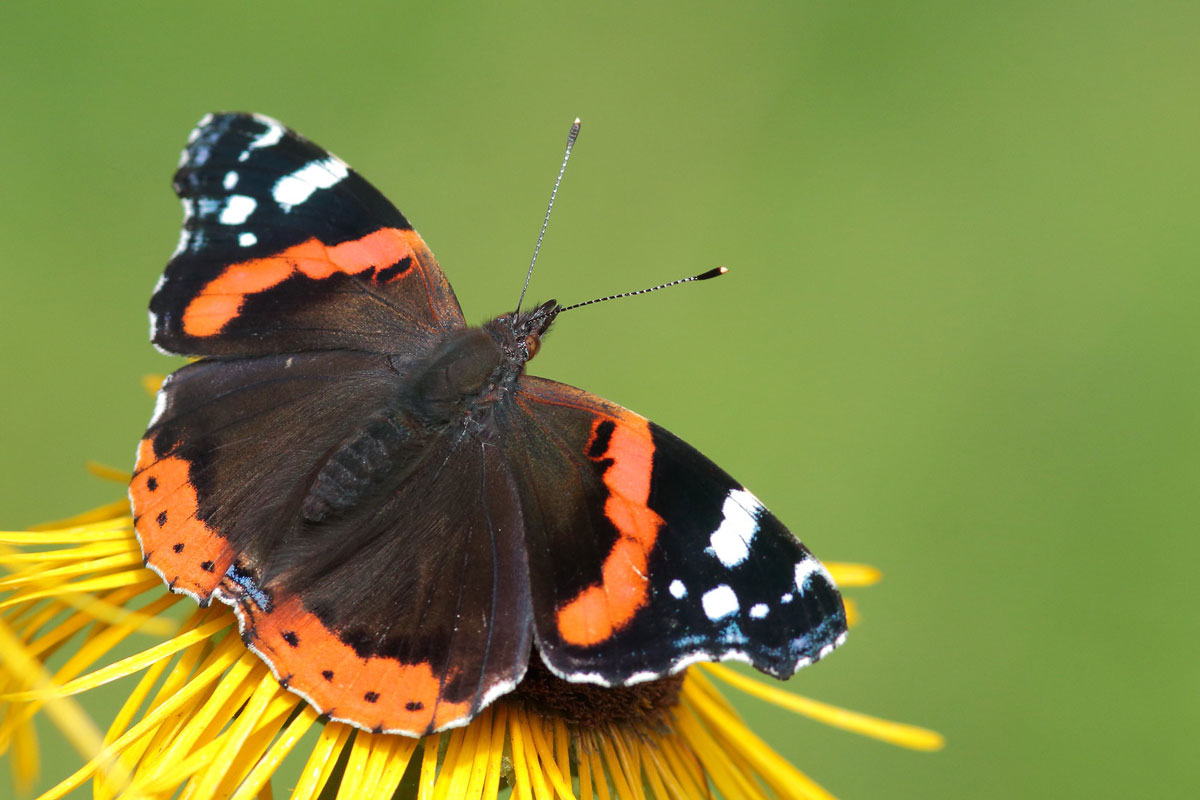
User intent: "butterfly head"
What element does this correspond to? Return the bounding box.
[485,299,561,367]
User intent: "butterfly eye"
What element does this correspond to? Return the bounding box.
[524,335,541,359]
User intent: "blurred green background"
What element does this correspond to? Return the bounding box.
[2,1,1197,797]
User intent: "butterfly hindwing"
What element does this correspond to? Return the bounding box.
[131,352,533,735]
[507,377,847,685]
[152,112,464,357]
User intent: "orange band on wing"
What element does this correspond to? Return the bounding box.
[556,414,663,647]
[131,437,233,599]
[237,593,471,734]
[181,228,425,337]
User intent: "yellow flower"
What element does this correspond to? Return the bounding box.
[1,496,941,799]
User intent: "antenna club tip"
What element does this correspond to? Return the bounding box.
[697,266,729,280]
[565,118,582,147]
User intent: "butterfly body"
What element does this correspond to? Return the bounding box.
[131,113,847,736]
[300,302,556,522]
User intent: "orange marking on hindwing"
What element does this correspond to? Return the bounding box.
[556,414,663,647]
[132,430,470,734]
[130,437,233,599]
[181,228,424,336]
[235,593,471,734]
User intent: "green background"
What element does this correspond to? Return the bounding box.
[2,1,1196,797]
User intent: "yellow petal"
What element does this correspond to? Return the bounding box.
[432,723,473,800]
[481,704,508,800]
[524,708,576,800]
[24,504,132,533]
[5,616,232,701]
[333,726,373,799]
[84,462,133,483]
[462,706,495,798]
[824,562,882,587]
[183,670,288,798]
[0,520,131,543]
[376,734,419,799]
[418,731,442,800]
[0,571,159,609]
[703,663,945,751]
[289,722,352,800]
[508,712,535,800]
[34,638,240,800]
[228,705,321,800]
[142,373,167,396]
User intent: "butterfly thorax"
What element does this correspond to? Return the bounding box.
[413,299,559,422]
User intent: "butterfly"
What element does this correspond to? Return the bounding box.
[130,113,847,736]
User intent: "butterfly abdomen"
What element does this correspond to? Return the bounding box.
[301,414,417,522]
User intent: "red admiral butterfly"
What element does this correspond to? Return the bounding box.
[130,113,846,736]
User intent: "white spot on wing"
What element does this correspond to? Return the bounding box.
[669,650,715,673]
[223,171,238,190]
[183,115,218,167]
[781,592,794,604]
[170,229,189,258]
[624,670,660,685]
[272,157,349,211]
[794,558,834,595]
[707,488,763,567]
[238,232,258,247]
[552,670,613,687]
[219,195,256,225]
[749,603,769,619]
[240,115,285,161]
[669,579,687,599]
[148,389,168,427]
[479,676,520,709]
[701,585,739,621]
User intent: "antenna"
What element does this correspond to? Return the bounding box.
[558,267,728,312]
[516,118,582,314]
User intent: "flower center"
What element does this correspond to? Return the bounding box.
[509,658,685,729]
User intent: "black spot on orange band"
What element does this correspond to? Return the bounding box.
[587,419,616,458]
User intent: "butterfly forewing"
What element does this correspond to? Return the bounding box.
[152,113,463,357]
